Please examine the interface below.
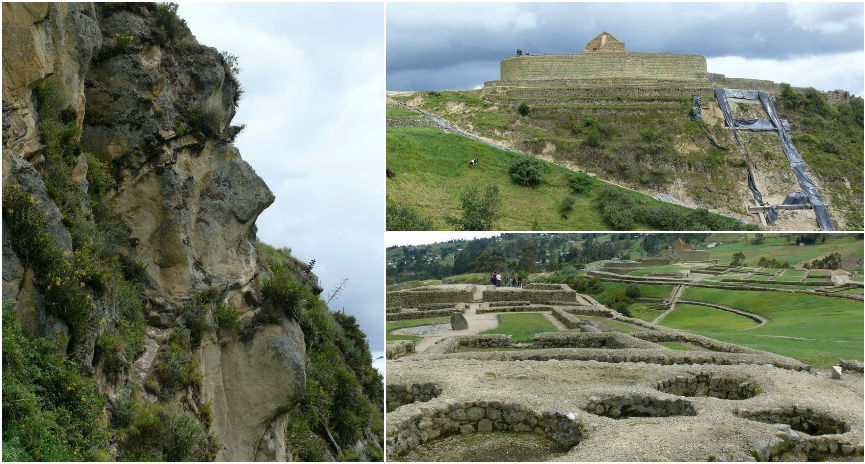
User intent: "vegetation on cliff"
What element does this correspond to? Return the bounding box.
[3,3,382,461]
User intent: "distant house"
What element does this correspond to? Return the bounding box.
[830,269,851,285]
[706,242,718,248]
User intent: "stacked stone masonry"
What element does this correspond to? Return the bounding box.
[386,340,415,360]
[532,332,659,349]
[386,400,584,458]
[500,53,707,81]
[585,393,697,418]
[456,334,512,348]
[386,288,474,308]
[656,373,762,400]
[735,406,850,435]
[386,382,443,412]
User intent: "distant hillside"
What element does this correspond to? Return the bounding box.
[386,233,863,283]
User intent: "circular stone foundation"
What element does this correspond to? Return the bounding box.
[585,393,697,418]
[735,407,850,435]
[401,430,570,462]
[386,382,442,412]
[386,400,584,459]
[656,373,762,400]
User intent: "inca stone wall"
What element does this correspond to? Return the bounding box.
[386,288,474,308]
[386,382,442,412]
[500,53,707,82]
[386,400,584,458]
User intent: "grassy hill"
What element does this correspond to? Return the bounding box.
[390,86,863,230]
[386,125,753,231]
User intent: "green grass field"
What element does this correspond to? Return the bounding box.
[660,304,758,331]
[386,316,449,332]
[627,302,663,322]
[386,126,742,230]
[776,270,805,281]
[595,283,673,300]
[680,287,863,366]
[482,313,557,343]
[708,235,864,267]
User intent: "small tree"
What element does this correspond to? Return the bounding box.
[560,195,576,212]
[568,173,593,194]
[509,155,545,186]
[445,184,500,230]
[625,284,641,299]
[518,102,530,116]
[731,251,746,267]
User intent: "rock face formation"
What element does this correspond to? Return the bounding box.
[2,3,381,461]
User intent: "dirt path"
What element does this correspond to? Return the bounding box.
[652,285,685,324]
[413,302,500,352]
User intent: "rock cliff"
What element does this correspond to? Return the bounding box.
[2,3,382,461]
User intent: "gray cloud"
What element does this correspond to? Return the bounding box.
[180,3,385,353]
[387,2,864,94]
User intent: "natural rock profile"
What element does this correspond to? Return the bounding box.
[2,3,382,461]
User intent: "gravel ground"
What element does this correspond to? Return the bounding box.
[388,357,864,461]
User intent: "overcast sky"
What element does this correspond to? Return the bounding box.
[179,3,385,367]
[387,2,865,95]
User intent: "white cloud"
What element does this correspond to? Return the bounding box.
[388,3,538,32]
[708,51,864,96]
[179,3,386,350]
[787,3,864,34]
[386,232,502,247]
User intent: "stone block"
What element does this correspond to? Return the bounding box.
[450,311,468,330]
[831,366,842,379]
[477,419,493,432]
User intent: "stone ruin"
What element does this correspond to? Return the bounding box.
[386,283,864,461]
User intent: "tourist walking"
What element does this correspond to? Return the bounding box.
[496,273,502,286]
[518,276,523,287]
[490,272,496,286]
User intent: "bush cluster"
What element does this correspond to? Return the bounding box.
[386,204,434,231]
[596,186,755,231]
[118,398,216,461]
[508,155,545,186]
[2,305,110,461]
[445,184,500,230]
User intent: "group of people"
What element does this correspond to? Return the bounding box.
[490,272,522,288]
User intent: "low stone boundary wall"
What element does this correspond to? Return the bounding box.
[656,373,761,400]
[387,340,416,360]
[422,347,810,371]
[633,330,763,354]
[483,288,576,303]
[839,360,864,373]
[532,332,658,349]
[722,278,831,287]
[561,305,616,317]
[418,302,463,310]
[456,334,512,348]
[477,305,555,314]
[387,382,443,412]
[552,308,582,329]
[387,288,474,308]
[386,400,584,458]
[488,301,531,307]
[386,308,463,321]
[524,283,567,290]
[585,393,696,418]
